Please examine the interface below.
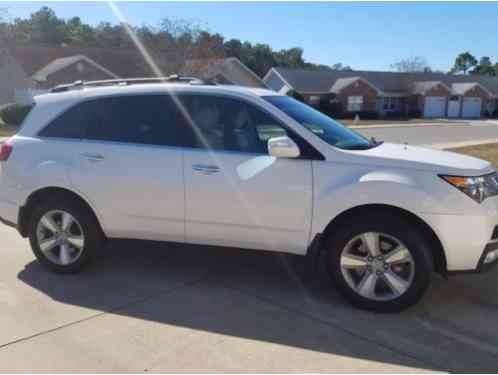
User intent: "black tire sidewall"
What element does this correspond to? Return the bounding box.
[326,213,433,313]
[28,198,102,273]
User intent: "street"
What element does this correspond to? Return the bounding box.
[356,122,498,148]
[1,223,498,372]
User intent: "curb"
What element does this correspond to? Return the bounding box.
[348,122,498,130]
[424,138,498,150]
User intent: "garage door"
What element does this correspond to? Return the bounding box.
[462,97,482,118]
[424,96,446,118]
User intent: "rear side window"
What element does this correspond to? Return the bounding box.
[39,102,93,139]
[84,95,184,147]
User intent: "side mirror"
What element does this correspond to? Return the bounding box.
[267,136,301,158]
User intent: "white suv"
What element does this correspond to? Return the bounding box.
[1,78,498,312]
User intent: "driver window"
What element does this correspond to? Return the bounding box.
[180,95,290,154]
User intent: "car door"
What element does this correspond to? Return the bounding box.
[180,94,313,254]
[69,94,186,243]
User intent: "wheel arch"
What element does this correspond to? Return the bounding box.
[18,186,106,239]
[320,204,447,276]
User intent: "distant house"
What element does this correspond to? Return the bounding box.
[32,55,119,89]
[1,44,156,106]
[0,41,35,107]
[182,57,266,88]
[264,67,498,119]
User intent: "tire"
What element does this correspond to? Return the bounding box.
[28,196,104,273]
[326,212,433,313]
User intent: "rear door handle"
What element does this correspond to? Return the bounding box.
[192,164,220,174]
[81,152,105,162]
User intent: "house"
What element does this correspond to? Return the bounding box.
[32,55,120,89]
[1,44,155,106]
[182,57,266,88]
[0,40,35,107]
[264,67,498,119]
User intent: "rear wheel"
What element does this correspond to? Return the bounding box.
[326,213,433,312]
[28,198,104,273]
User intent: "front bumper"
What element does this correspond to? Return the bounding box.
[419,208,498,273]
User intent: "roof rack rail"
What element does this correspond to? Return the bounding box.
[50,75,210,93]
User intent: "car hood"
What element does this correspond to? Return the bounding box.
[340,142,494,176]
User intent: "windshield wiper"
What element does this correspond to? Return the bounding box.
[369,137,384,148]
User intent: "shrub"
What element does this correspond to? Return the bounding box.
[286,90,305,103]
[0,104,33,126]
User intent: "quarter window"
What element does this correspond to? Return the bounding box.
[347,96,363,112]
[39,102,91,139]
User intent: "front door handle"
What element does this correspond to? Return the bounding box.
[81,152,105,162]
[192,164,220,174]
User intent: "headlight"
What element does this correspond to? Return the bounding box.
[440,172,498,203]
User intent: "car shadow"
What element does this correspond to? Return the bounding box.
[17,240,498,372]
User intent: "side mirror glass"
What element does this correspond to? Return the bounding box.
[267,136,301,158]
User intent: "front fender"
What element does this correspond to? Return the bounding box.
[311,166,440,236]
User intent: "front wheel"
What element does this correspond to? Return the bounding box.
[326,213,434,312]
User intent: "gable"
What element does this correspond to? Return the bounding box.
[263,70,287,92]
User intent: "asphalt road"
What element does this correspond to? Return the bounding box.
[1,224,498,372]
[356,123,498,147]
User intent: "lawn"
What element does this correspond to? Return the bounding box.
[448,143,498,168]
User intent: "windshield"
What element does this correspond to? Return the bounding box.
[263,96,373,150]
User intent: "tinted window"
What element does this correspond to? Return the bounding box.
[84,95,184,147]
[263,96,373,150]
[180,95,292,154]
[39,102,91,139]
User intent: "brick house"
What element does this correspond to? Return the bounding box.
[2,44,153,106]
[263,67,498,119]
[0,40,35,107]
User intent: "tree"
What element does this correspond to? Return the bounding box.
[471,56,496,76]
[331,62,353,71]
[451,52,478,74]
[1,6,345,77]
[390,56,431,72]
[29,6,69,44]
[67,17,97,46]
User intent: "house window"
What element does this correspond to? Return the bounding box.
[347,96,363,112]
[382,97,400,112]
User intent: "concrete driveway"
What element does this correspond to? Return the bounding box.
[1,224,498,372]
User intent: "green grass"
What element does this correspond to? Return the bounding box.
[448,143,498,169]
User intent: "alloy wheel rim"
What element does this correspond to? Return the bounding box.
[340,232,415,301]
[36,210,85,266]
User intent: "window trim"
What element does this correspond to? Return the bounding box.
[175,92,325,161]
[36,92,324,160]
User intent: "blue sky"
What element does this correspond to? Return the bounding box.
[2,1,498,72]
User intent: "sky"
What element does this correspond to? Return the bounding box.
[1,1,498,72]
